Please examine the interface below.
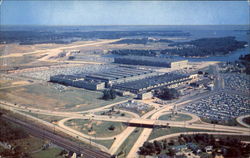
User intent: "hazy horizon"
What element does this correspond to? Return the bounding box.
[1,1,249,25]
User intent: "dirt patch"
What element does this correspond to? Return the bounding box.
[96,121,103,126]
[12,81,30,85]
[75,104,87,108]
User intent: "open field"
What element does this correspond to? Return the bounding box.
[148,127,216,140]
[64,119,127,137]
[158,113,192,122]
[22,111,65,123]
[92,139,114,149]
[0,83,129,111]
[31,147,64,158]
[0,55,37,67]
[0,78,15,87]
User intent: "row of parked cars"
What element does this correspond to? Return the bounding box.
[181,92,250,121]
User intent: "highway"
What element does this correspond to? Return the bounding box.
[0,65,249,158]
[1,115,110,158]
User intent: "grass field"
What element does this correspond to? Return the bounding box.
[0,83,129,111]
[200,117,242,127]
[116,128,143,157]
[148,127,216,141]
[92,139,114,149]
[158,113,192,122]
[65,119,127,137]
[31,147,64,158]
[0,79,13,88]
[22,111,65,123]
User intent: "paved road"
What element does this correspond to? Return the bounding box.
[149,131,250,142]
[1,83,249,158]
[126,89,249,158]
[0,103,110,152]
[237,115,250,128]
[1,115,110,158]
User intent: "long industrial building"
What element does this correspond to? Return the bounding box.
[112,73,191,93]
[50,66,191,94]
[84,66,159,86]
[114,56,188,68]
[50,74,105,90]
[50,66,159,90]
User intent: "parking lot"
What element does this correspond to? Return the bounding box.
[222,73,250,94]
[19,64,115,81]
[181,92,250,121]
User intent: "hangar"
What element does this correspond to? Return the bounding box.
[114,56,188,68]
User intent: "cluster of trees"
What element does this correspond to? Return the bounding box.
[110,37,247,58]
[154,88,180,100]
[179,134,250,158]
[139,140,176,156]
[239,54,250,74]
[139,134,250,157]
[239,54,250,61]
[0,148,32,158]
[112,38,173,45]
[102,89,116,100]
[243,117,250,125]
[164,36,247,57]
[68,56,75,60]
[202,117,238,126]
[0,119,31,158]
[108,125,115,131]
[0,119,29,142]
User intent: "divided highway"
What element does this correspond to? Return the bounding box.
[1,115,111,158]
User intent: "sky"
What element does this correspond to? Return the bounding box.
[0,1,249,25]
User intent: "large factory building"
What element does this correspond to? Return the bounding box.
[50,66,159,90]
[114,56,188,68]
[50,66,191,97]
[84,66,158,86]
[50,74,105,90]
[112,73,191,93]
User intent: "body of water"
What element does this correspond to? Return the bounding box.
[104,25,249,62]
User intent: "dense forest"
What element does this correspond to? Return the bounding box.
[163,36,247,57]
[110,36,247,57]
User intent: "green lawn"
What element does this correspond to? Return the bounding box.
[200,117,242,127]
[21,111,65,123]
[65,119,127,137]
[31,147,64,158]
[158,113,192,122]
[92,139,114,149]
[116,128,143,157]
[148,127,216,140]
[0,83,130,112]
